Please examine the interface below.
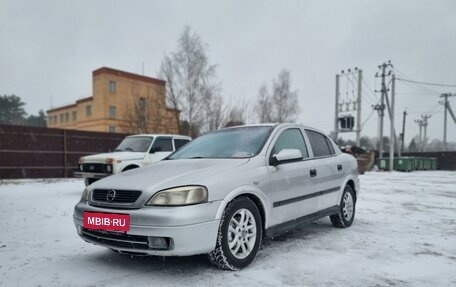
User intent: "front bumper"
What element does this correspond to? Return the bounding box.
[73,200,221,256]
[74,171,111,179]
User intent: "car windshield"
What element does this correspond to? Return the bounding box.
[114,136,153,152]
[168,126,273,159]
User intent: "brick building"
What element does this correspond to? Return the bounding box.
[46,67,179,134]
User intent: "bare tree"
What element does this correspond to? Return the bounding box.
[124,84,162,134]
[256,84,273,123]
[255,69,300,123]
[159,25,220,136]
[225,106,247,127]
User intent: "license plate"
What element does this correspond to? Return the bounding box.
[83,212,130,232]
[82,172,95,178]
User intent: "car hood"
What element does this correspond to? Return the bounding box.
[82,152,145,162]
[90,158,250,192]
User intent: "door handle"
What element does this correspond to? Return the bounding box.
[310,169,317,177]
[337,164,343,171]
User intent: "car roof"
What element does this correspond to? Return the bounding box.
[126,134,192,139]
[221,123,328,135]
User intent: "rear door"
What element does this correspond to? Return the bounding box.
[304,130,345,211]
[268,127,318,226]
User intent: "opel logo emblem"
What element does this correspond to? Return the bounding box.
[107,190,116,202]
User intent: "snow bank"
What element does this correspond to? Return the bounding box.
[0,172,455,286]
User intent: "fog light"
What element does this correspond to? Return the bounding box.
[76,226,82,235]
[147,236,170,250]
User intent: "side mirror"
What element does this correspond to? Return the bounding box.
[150,146,162,154]
[270,149,303,166]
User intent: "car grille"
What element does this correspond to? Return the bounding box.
[81,228,150,250]
[92,189,142,203]
[82,163,107,173]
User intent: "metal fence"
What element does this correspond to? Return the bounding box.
[0,124,129,179]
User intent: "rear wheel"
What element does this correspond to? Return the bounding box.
[330,185,356,228]
[208,197,262,270]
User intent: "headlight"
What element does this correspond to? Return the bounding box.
[81,187,92,201]
[146,186,208,206]
[106,164,112,172]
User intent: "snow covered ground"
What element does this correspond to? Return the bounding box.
[0,171,455,287]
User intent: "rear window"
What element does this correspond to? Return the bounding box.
[174,139,190,150]
[305,130,334,157]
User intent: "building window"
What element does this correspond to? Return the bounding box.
[48,116,52,125]
[109,80,116,93]
[53,115,57,124]
[72,111,77,121]
[109,106,116,118]
[60,114,64,123]
[139,97,146,110]
[86,105,92,117]
[65,113,69,122]
[109,125,116,133]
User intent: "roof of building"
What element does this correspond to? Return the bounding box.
[47,96,93,113]
[93,67,166,86]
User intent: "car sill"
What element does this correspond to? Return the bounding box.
[265,205,339,238]
[273,187,340,208]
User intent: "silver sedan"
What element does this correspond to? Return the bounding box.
[73,123,359,270]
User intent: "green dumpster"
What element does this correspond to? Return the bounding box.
[430,158,437,170]
[415,158,424,170]
[376,157,414,172]
[395,157,415,172]
[423,158,431,170]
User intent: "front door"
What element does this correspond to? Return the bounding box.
[146,137,174,164]
[267,128,318,226]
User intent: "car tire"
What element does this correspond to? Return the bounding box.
[208,197,262,270]
[330,185,356,228]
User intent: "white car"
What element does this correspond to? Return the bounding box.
[75,134,191,186]
[74,124,359,270]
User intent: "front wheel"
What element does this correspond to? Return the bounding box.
[208,197,262,270]
[330,185,356,228]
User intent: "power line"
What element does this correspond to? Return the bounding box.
[361,77,380,103]
[396,77,440,95]
[396,78,456,88]
[392,67,440,94]
[361,108,376,127]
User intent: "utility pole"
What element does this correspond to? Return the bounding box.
[375,61,393,157]
[379,64,386,157]
[389,74,396,170]
[356,69,362,146]
[440,93,454,150]
[334,74,340,141]
[401,109,408,153]
[421,114,431,151]
[414,119,424,151]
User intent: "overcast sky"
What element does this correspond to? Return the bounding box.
[1,0,455,144]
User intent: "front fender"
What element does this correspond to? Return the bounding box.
[214,185,271,228]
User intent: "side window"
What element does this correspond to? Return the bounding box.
[305,130,333,157]
[271,128,309,158]
[325,137,336,155]
[152,138,173,152]
[174,139,190,150]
